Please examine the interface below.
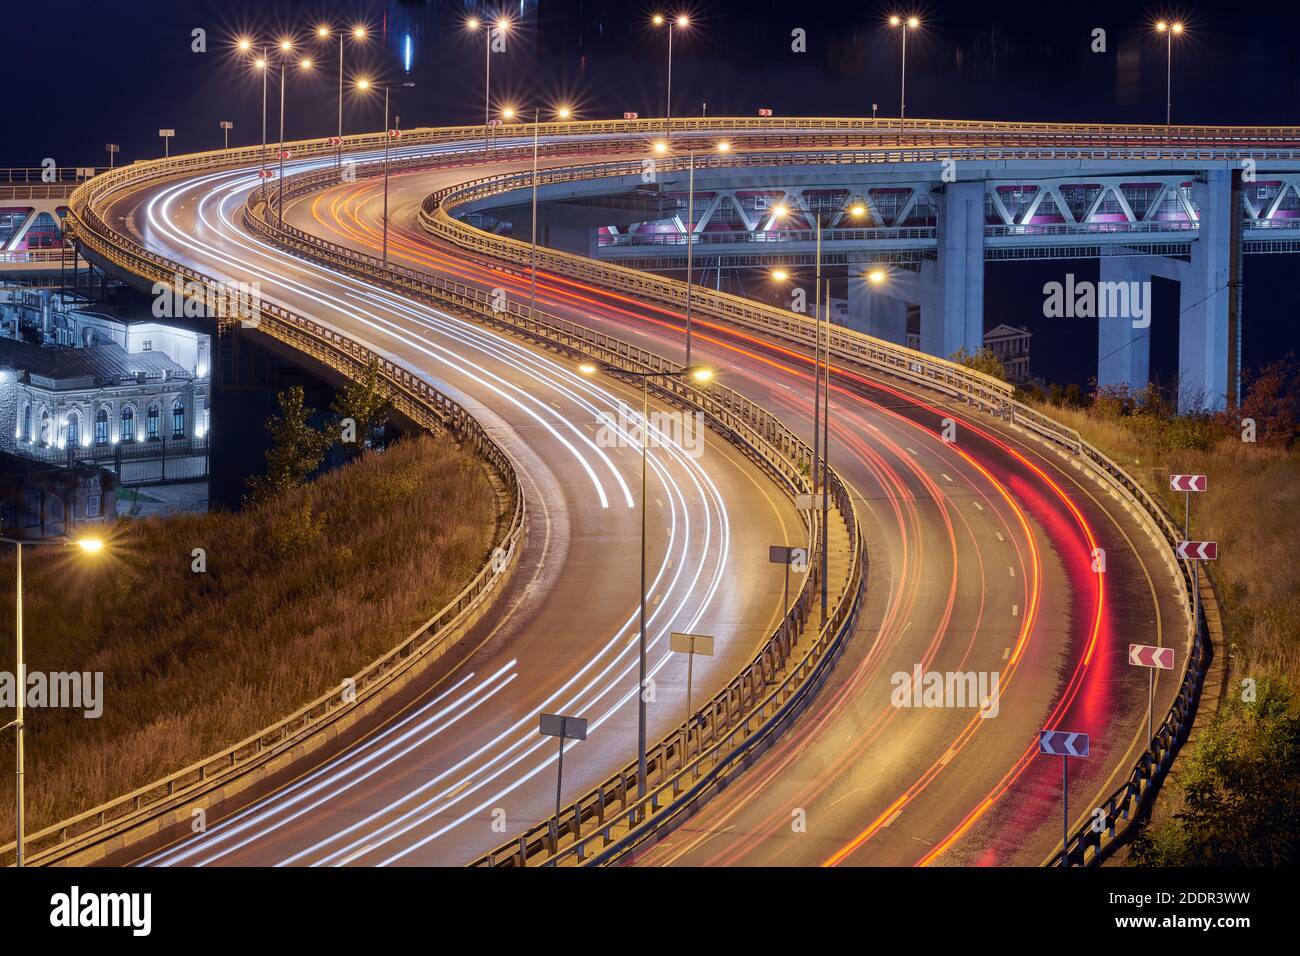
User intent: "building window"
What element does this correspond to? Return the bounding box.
[87,494,101,517]
[95,408,109,445]
[39,409,50,447]
[172,400,186,439]
[20,403,31,443]
[65,412,80,448]
[121,405,135,443]
[147,403,160,440]
[142,339,152,351]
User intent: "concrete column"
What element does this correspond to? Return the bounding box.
[1180,167,1234,411]
[1096,258,1153,392]
[920,181,985,358]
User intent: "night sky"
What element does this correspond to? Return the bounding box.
[8,0,1300,384]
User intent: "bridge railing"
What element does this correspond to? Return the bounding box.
[1,176,529,872]
[248,165,867,868]
[414,143,1210,868]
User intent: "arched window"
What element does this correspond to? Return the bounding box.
[65,411,80,448]
[121,405,135,443]
[20,403,30,443]
[39,409,50,447]
[147,403,160,440]
[171,400,186,439]
[95,407,109,445]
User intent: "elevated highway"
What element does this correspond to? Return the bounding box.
[46,116,1247,866]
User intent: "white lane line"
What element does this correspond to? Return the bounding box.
[1012,604,1019,617]
[973,501,984,511]
[1002,646,1011,661]
[940,473,953,483]
[1008,566,1016,578]
[995,531,1004,542]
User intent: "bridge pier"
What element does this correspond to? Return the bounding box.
[1180,167,1240,411]
[922,180,985,359]
[1096,257,1154,393]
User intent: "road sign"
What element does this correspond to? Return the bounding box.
[539,713,587,740]
[794,492,825,512]
[388,128,402,139]
[1129,644,1175,669]
[669,633,714,656]
[1039,730,1089,757]
[105,143,120,153]
[768,545,807,567]
[1176,540,1218,560]
[623,111,639,120]
[1170,474,1207,492]
[758,108,774,117]
[258,169,275,179]
[158,129,175,137]
[219,121,234,130]
[328,136,341,146]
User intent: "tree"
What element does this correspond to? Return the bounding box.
[1239,356,1300,448]
[332,358,392,459]
[949,345,1007,381]
[246,386,331,503]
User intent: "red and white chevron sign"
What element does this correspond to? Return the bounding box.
[1039,730,1089,757]
[1170,474,1207,492]
[1176,540,1218,560]
[1129,643,1175,670]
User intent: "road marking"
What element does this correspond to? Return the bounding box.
[938,747,958,767]
[995,531,1004,542]
[1008,565,1016,577]
[973,501,984,511]
[1002,646,1011,661]
[940,473,953,483]
[906,447,918,456]
[882,809,903,828]
[1012,604,1019,617]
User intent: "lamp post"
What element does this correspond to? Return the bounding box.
[238,39,270,181]
[652,14,690,138]
[275,42,312,228]
[317,25,368,168]
[1155,21,1184,128]
[467,16,511,153]
[4,534,106,867]
[889,15,920,133]
[578,360,715,798]
[523,105,574,319]
[661,139,729,366]
[359,79,417,268]
[219,121,233,150]
[768,203,865,618]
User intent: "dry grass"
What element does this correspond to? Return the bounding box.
[1040,402,1300,685]
[0,435,501,838]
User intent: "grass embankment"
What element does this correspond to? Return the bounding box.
[1023,395,1300,865]
[0,435,501,839]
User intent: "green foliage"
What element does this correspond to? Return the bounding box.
[949,345,1007,381]
[246,386,331,503]
[332,358,392,460]
[268,499,324,558]
[1131,679,1300,866]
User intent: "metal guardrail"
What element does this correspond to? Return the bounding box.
[248,163,867,868]
[412,140,1209,867]
[0,169,528,873]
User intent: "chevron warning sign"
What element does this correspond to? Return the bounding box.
[1129,643,1175,670]
[1176,541,1218,560]
[1039,730,1089,757]
[1170,474,1207,492]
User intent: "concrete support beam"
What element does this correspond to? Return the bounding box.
[1096,258,1153,392]
[1180,167,1234,411]
[920,181,985,359]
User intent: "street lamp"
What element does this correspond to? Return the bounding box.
[1155,21,1185,127]
[525,105,576,320]
[316,24,368,169]
[662,140,732,365]
[3,534,106,867]
[466,16,511,152]
[770,200,866,622]
[889,15,920,132]
[276,53,313,226]
[356,79,416,267]
[578,360,714,798]
[653,14,690,137]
